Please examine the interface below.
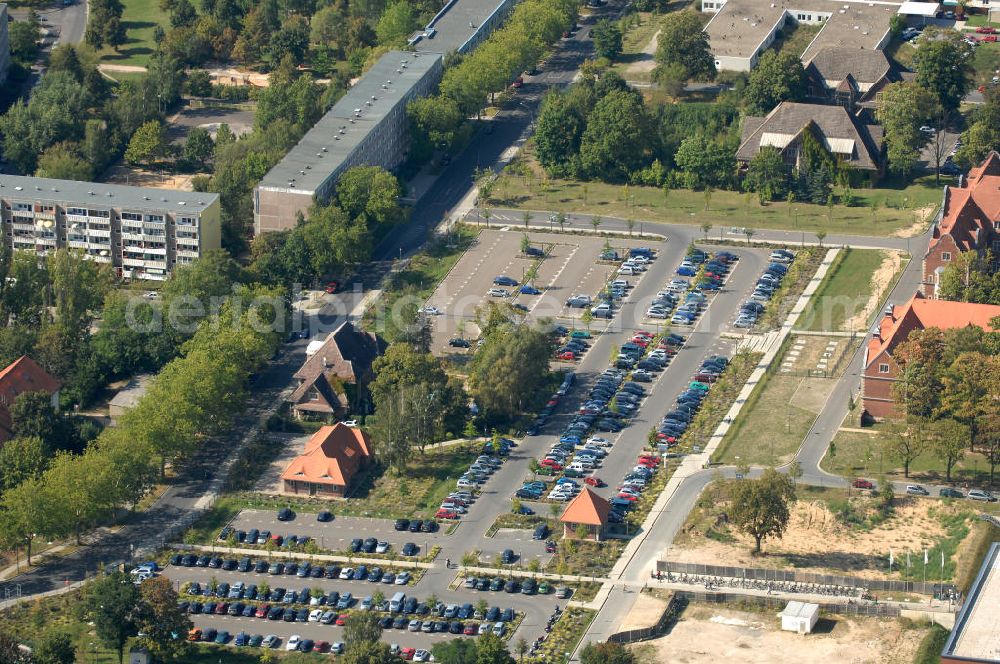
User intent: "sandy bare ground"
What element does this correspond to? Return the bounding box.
[618,592,669,631]
[670,497,954,579]
[631,606,927,664]
[891,205,936,238]
[626,29,660,75]
[104,165,197,191]
[844,251,903,332]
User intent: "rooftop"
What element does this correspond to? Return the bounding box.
[0,356,61,442]
[0,175,219,214]
[258,50,443,194]
[560,488,611,526]
[705,0,900,61]
[943,542,1000,662]
[805,46,892,84]
[414,0,514,54]
[109,374,153,413]
[280,424,372,487]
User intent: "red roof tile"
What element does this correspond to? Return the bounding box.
[560,488,611,527]
[280,424,372,488]
[0,356,61,443]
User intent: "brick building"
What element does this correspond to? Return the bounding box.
[0,356,61,445]
[280,424,372,498]
[921,151,1000,297]
[861,292,1000,419]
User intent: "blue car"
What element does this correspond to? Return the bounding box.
[560,435,581,444]
[697,280,721,291]
[676,266,698,277]
[520,285,542,295]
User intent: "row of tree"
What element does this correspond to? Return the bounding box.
[0,280,283,563]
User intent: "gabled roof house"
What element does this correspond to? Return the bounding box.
[0,356,61,444]
[560,488,611,541]
[280,423,373,498]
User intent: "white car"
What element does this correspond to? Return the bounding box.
[587,436,611,447]
[308,609,323,622]
[395,572,411,585]
[488,288,509,297]
[419,306,441,315]
[647,308,669,319]
[144,291,158,299]
[968,489,996,502]
[339,567,354,580]
[618,266,636,275]
[414,650,431,662]
[375,541,390,553]
[341,419,358,427]
[286,635,301,651]
[919,125,935,134]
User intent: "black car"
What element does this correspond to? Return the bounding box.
[195,555,211,567]
[237,557,252,572]
[449,338,471,348]
[449,621,464,634]
[408,519,423,532]
[284,563,299,575]
[187,602,201,614]
[421,520,438,533]
[501,608,514,622]
[219,526,233,541]
[254,560,269,573]
[394,518,410,531]
[299,639,314,652]
[362,537,378,553]
[494,276,518,286]
[267,606,283,620]
[295,608,309,622]
[169,554,183,566]
[277,507,295,521]
[393,616,408,629]
[282,608,296,622]
[379,616,394,628]
[350,538,363,553]
[317,510,333,522]
[401,543,418,556]
[222,559,238,571]
[325,565,340,578]
[503,579,520,593]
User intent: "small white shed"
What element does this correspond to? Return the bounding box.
[780,601,819,634]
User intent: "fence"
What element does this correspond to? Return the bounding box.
[607,594,686,644]
[672,591,901,617]
[655,560,953,597]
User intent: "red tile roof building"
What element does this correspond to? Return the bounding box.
[280,423,372,498]
[560,488,611,541]
[862,292,1000,419]
[922,151,1000,297]
[0,356,61,444]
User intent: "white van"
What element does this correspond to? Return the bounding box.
[389,591,406,613]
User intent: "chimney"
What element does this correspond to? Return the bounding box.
[323,356,329,368]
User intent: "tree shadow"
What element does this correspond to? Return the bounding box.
[783,551,884,574]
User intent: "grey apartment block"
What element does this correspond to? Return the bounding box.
[0,4,10,86]
[0,175,222,281]
[254,0,524,235]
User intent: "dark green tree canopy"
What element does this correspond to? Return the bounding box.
[654,10,715,82]
[743,50,806,115]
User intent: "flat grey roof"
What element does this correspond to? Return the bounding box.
[944,542,1000,662]
[706,0,900,60]
[0,175,219,214]
[258,50,442,194]
[414,0,512,53]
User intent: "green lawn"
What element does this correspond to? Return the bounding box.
[799,248,906,332]
[715,335,857,466]
[493,153,942,237]
[99,0,169,67]
[773,22,821,58]
[822,426,999,488]
[971,41,1000,86]
[965,14,1000,28]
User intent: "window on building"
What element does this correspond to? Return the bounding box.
[878,363,890,373]
[121,212,142,221]
[941,252,951,261]
[145,214,165,223]
[67,207,87,216]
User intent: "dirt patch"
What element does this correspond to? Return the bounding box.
[890,205,935,238]
[103,165,197,191]
[632,607,927,664]
[618,591,669,632]
[788,377,837,414]
[844,251,903,332]
[626,29,660,75]
[670,496,952,579]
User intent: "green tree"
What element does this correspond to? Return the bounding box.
[592,19,623,60]
[0,436,47,492]
[654,10,714,82]
[187,69,213,96]
[407,96,464,161]
[344,611,383,651]
[33,630,76,664]
[914,28,973,114]
[468,326,553,425]
[9,20,41,62]
[87,571,139,664]
[743,147,788,202]
[135,576,192,662]
[743,50,806,115]
[929,418,968,482]
[674,134,734,189]
[124,121,168,166]
[534,90,586,176]
[476,633,515,664]
[881,420,926,478]
[342,641,397,664]
[337,166,402,227]
[579,89,655,181]
[35,143,94,180]
[432,640,479,664]
[876,82,939,176]
[728,467,796,553]
[183,127,215,166]
[376,1,418,45]
[580,642,636,664]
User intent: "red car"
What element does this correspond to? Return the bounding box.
[634,331,654,339]
[540,461,563,471]
[463,624,477,635]
[214,602,228,614]
[255,604,270,618]
[436,509,459,520]
[545,540,557,553]
[511,76,524,88]
[314,641,330,653]
[557,351,576,361]
[401,647,416,660]
[637,458,658,469]
[547,397,559,407]
[584,477,604,487]
[657,433,677,443]
[324,281,340,293]
[617,492,639,501]
[631,337,649,348]
[336,614,348,626]
[976,26,997,33]
[852,478,875,490]
[638,455,660,465]
[982,35,998,42]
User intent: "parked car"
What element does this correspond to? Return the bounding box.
[852,478,875,490]
[906,485,929,496]
[968,489,997,502]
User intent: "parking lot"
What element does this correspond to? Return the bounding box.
[226,510,447,557]
[424,229,665,355]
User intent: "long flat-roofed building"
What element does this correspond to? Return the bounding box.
[942,541,1000,663]
[254,0,524,235]
[254,50,443,234]
[701,0,900,71]
[0,175,221,280]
